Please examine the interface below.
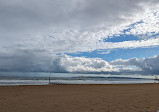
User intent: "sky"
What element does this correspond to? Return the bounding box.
[0,0,159,75]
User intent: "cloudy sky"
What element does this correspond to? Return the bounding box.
[0,0,159,75]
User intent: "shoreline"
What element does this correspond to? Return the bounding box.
[0,82,158,87]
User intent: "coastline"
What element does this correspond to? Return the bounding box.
[0,82,158,86]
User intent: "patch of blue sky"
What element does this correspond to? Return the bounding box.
[101,20,143,43]
[104,32,159,43]
[104,34,139,42]
[103,19,159,43]
[149,32,159,37]
[103,23,159,43]
[67,46,159,62]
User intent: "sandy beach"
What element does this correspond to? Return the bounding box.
[0,84,159,112]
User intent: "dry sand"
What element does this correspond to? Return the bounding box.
[0,84,159,112]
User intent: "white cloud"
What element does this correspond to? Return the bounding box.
[125,10,159,37]
[0,52,117,73]
[110,55,159,74]
[98,38,159,49]
[57,55,116,73]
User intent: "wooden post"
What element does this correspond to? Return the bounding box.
[49,77,51,84]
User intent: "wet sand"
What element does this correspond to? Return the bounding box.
[0,84,159,112]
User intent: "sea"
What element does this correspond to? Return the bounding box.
[0,72,158,86]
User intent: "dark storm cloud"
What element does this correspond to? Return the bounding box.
[0,0,156,39]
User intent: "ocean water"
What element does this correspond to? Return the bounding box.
[0,72,158,86]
